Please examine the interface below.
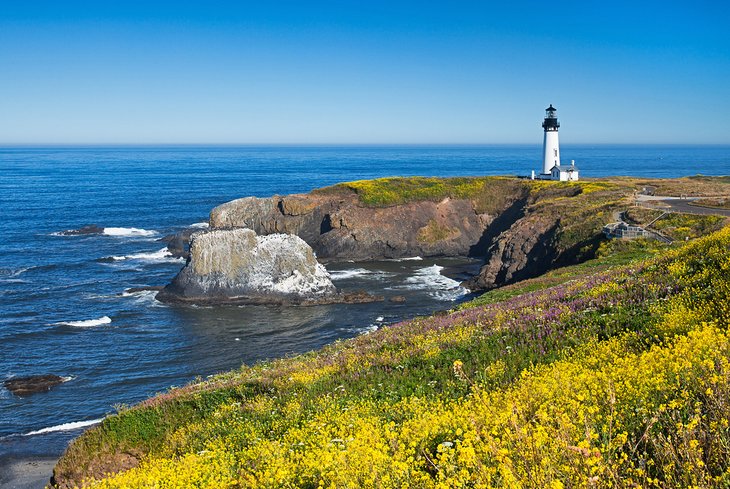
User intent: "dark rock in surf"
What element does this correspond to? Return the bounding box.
[59,225,104,236]
[159,228,198,259]
[4,375,67,397]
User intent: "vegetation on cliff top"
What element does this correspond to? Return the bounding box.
[56,224,730,488]
[314,176,528,214]
[625,207,727,241]
[315,175,727,210]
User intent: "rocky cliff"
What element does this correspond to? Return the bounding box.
[204,177,631,291]
[210,193,497,261]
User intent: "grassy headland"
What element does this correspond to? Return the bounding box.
[54,176,730,488]
[56,231,730,487]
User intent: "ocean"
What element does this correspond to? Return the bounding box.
[0,144,728,464]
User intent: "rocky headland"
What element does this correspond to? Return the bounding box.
[201,177,627,292]
[198,176,730,293]
[159,175,730,302]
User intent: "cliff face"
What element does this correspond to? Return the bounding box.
[463,214,560,290]
[210,193,497,261]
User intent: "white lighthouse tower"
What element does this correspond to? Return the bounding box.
[541,104,560,175]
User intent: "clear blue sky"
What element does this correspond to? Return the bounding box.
[1,1,728,144]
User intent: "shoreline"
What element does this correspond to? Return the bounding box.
[0,455,56,489]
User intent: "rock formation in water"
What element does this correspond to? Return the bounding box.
[158,228,197,259]
[4,375,67,396]
[59,225,105,236]
[157,228,339,304]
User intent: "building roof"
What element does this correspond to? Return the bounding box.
[546,104,556,112]
[550,164,579,172]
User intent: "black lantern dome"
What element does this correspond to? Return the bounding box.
[542,104,560,131]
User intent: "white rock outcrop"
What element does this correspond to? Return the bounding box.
[158,228,336,303]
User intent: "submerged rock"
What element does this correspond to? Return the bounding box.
[59,225,104,236]
[157,228,340,305]
[4,375,67,397]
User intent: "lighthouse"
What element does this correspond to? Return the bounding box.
[541,104,560,175]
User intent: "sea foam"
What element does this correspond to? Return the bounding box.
[328,268,394,281]
[23,418,104,436]
[110,248,183,263]
[0,267,31,283]
[55,316,112,328]
[0,267,29,277]
[103,227,158,237]
[121,289,164,307]
[401,264,468,301]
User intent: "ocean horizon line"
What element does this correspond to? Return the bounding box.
[2,142,730,149]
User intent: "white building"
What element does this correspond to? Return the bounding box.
[550,160,579,181]
[534,104,579,181]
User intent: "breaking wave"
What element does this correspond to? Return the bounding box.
[108,248,183,263]
[344,324,379,335]
[52,226,157,237]
[400,264,468,301]
[54,316,112,328]
[103,227,158,237]
[121,289,163,306]
[0,267,30,278]
[23,418,104,436]
[329,268,394,281]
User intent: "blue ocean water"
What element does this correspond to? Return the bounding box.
[0,145,728,463]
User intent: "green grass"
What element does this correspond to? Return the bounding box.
[314,176,530,214]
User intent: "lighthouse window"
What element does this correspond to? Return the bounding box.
[553,149,558,157]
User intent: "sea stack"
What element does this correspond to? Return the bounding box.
[157,228,337,305]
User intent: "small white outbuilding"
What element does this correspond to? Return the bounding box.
[549,160,579,181]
